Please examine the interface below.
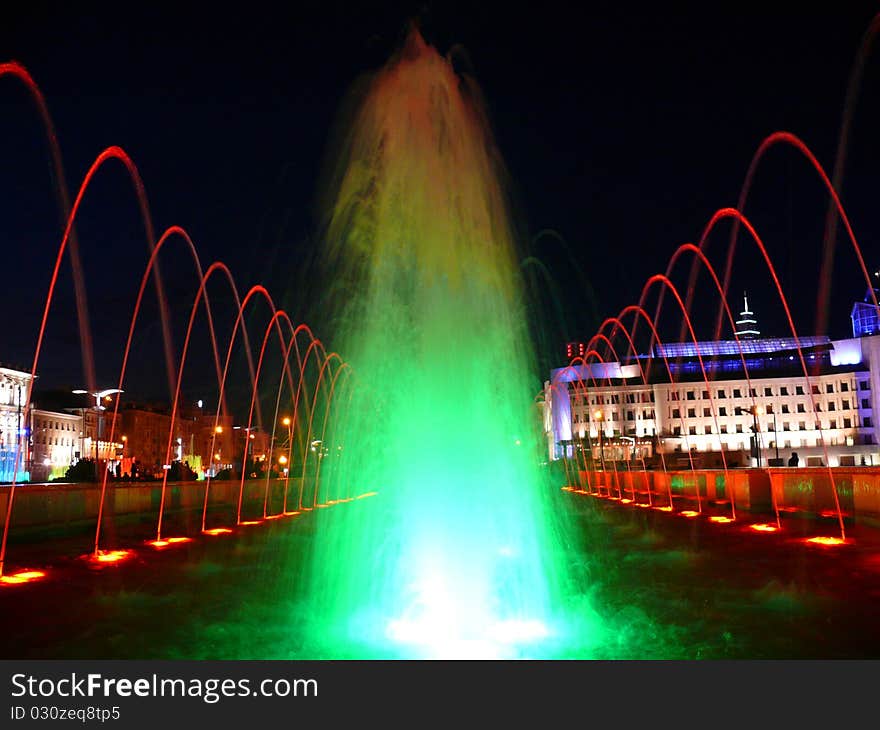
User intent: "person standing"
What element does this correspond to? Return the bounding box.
[787,451,800,467]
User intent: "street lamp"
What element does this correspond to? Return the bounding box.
[72,388,123,478]
[771,410,780,462]
[735,404,764,468]
[593,409,607,473]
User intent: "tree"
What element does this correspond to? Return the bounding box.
[57,458,97,482]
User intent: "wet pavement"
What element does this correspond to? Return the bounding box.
[2,490,879,659]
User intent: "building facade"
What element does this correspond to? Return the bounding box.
[29,408,81,481]
[0,366,33,481]
[547,299,880,469]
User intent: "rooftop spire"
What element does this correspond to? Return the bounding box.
[735,290,760,339]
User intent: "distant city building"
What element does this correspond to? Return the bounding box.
[29,409,80,481]
[546,288,880,468]
[565,342,586,362]
[851,272,880,337]
[0,366,32,481]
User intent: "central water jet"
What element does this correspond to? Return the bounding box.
[303,26,588,658]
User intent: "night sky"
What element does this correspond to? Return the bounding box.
[1,2,879,411]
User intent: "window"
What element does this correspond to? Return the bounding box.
[797,403,806,413]
[764,387,773,397]
[703,407,711,417]
[687,408,696,419]
[842,400,850,410]
[718,390,726,399]
[749,388,757,398]
[702,390,709,399]
[766,404,774,414]
[860,381,870,391]
[798,421,806,431]
[720,425,728,434]
[626,411,635,421]
[811,385,820,395]
[686,391,695,400]
[830,420,837,429]
[843,418,852,429]
[841,382,849,392]
[829,402,836,411]
[796,386,804,396]
[863,399,871,409]
[782,404,790,414]
[783,422,790,431]
[733,388,742,398]
[704,426,712,435]
[673,426,681,436]
[866,417,874,428]
[736,424,743,434]
[688,426,697,436]
[672,408,681,419]
[781,387,789,396]
[719,407,727,417]
[826,383,834,394]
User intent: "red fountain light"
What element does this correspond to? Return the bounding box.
[750,523,779,533]
[0,569,46,586]
[90,550,133,564]
[147,537,192,548]
[805,536,847,547]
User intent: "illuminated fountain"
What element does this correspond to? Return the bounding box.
[298,27,587,658]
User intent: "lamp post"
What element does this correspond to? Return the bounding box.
[771,410,780,462]
[735,404,764,468]
[72,388,123,479]
[593,409,607,473]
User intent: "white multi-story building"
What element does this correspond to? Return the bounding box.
[546,295,880,469]
[29,409,81,482]
[0,365,33,482]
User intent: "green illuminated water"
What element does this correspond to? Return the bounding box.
[297,28,593,658]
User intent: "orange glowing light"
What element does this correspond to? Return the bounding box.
[356,491,378,499]
[283,511,300,516]
[635,502,651,508]
[656,506,674,512]
[265,514,282,520]
[0,569,46,585]
[679,510,699,518]
[561,486,574,492]
[92,549,132,564]
[148,539,170,548]
[710,516,734,523]
[203,528,232,535]
[750,523,778,532]
[620,498,633,504]
[239,520,261,526]
[805,536,846,546]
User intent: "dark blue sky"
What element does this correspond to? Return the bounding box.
[1,1,878,407]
